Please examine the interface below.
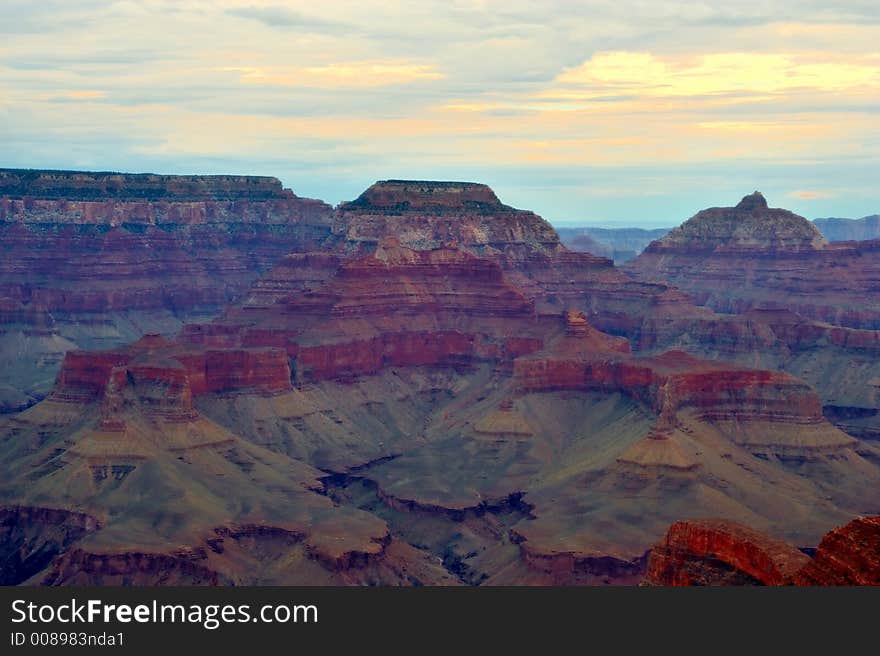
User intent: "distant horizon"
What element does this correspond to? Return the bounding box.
[2,2,878,229]
[1,162,874,229]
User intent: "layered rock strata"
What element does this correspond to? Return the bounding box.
[627,193,880,329]
[0,168,332,408]
[645,516,880,586]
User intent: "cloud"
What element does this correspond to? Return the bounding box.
[65,90,105,99]
[788,190,834,199]
[0,0,113,34]
[550,51,880,100]
[1,1,879,222]
[218,61,445,88]
[38,90,107,103]
[226,5,351,33]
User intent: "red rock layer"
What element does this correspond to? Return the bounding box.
[298,331,476,381]
[183,240,551,383]
[202,349,291,395]
[331,181,724,355]
[644,519,811,585]
[514,340,823,428]
[791,516,880,585]
[53,352,132,401]
[645,516,880,586]
[323,238,536,318]
[0,169,332,323]
[52,338,292,406]
[626,193,880,329]
[48,241,548,397]
[242,253,343,307]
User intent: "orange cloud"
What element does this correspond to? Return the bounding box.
[66,90,106,99]
[218,61,445,88]
[34,90,107,101]
[787,190,834,199]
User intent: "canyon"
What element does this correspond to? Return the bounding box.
[1,171,879,586]
[0,168,332,412]
[558,226,670,264]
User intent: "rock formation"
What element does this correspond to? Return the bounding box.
[3,175,880,586]
[791,516,880,585]
[0,168,332,410]
[332,180,664,316]
[333,180,560,253]
[644,516,880,586]
[0,342,453,585]
[644,519,811,585]
[626,192,880,330]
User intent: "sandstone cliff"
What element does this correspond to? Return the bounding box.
[644,519,811,585]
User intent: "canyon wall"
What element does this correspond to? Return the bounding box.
[627,193,880,330]
[0,168,332,410]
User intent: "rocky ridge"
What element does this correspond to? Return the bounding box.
[645,516,880,585]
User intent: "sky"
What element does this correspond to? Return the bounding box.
[1,1,878,227]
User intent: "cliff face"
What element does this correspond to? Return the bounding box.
[332,181,718,342]
[1,168,302,200]
[644,519,811,585]
[53,342,292,404]
[515,348,831,428]
[791,516,880,585]
[0,167,330,221]
[333,180,562,257]
[626,193,880,330]
[52,239,547,395]
[512,317,860,469]
[0,168,333,410]
[644,516,880,586]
